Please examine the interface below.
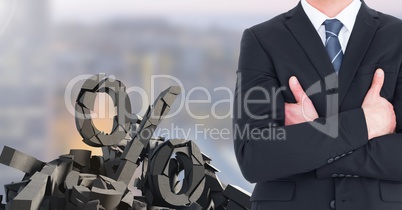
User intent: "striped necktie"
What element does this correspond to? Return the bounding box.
[324,19,344,74]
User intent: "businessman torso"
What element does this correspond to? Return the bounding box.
[234,1,402,210]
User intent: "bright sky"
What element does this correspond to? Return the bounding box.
[50,0,402,26]
[50,0,296,20]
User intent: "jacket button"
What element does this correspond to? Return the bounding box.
[331,174,338,178]
[334,156,341,161]
[340,153,346,157]
[346,174,352,178]
[347,150,354,155]
[330,200,336,209]
[327,158,334,163]
[338,174,345,178]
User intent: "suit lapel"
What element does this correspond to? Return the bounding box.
[285,2,380,108]
[338,2,379,107]
[285,3,337,89]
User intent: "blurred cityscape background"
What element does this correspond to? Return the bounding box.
[0,0,400,201]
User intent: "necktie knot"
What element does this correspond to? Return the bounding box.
[324,19,343,36]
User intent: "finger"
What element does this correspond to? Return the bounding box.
[289,76,306,103]
[369,69,385,96]
[284,102,290,112]
[284,102,292,114]
[284,103,295,126]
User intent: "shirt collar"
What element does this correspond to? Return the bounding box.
[301,0,362,32]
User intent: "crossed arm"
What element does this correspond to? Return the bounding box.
[285,70,395,141]
[233,29,402,183]
[286,69,402,181]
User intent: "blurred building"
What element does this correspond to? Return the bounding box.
[0,0,257,201]
[0,0,50,158]
[48,16,247,191]
[0,0,51,199]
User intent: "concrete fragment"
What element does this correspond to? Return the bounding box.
[0,146,44,174]
[90,187,123,210]
[223,185,251,209]
[12,172,48,210]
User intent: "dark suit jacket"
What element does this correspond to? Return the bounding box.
[233,1,402,210]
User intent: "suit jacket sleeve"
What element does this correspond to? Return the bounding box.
[233,28,369,183]
[316,65,402,181]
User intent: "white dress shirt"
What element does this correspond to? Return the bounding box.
[301,0,362,53]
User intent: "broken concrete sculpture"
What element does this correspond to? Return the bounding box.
[0,74,251,210]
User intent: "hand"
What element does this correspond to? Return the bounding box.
[285,76,319,126]
[362,69,396,140]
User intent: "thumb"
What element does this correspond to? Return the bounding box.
[368,69,385,96]
[289,76,306,103]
